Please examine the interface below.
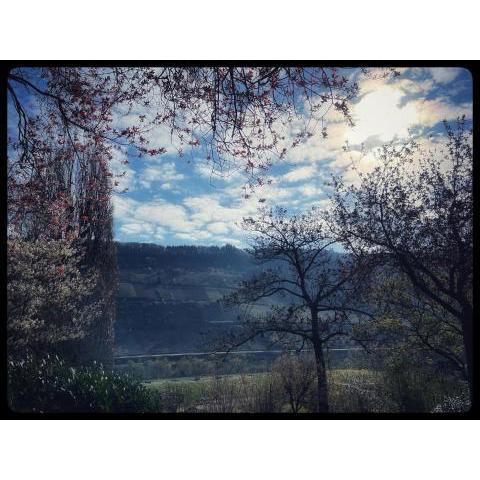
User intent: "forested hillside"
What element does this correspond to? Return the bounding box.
[114,243,258,355]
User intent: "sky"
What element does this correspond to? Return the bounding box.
[111,67,472,247]
[8,67,473,248]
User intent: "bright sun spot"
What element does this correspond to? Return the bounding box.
[347,86,419,145]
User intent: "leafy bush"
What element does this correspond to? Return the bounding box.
[328,369,395,413]
[8,354,154,413]
[431,392,471,413]
[7,239,100,357]
[380,351,468,413]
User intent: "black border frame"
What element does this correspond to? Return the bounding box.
[1,60,478,420]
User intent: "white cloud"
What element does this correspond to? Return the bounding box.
[276,115,354,167]
[282,165,317,183]
[138,162,185,189]
[114,191,258,246]
[176,231,213,242]
[194,162,216,180]
[395,77,435,96]
[330,147,383,187]
[413,98,472,127]
[112,103,184,155]
[135,201,193,232]
[194,161,243,184]
[219,238,243,247]
[206,222,230,234]
[428,67,462,84]
[184,195,247,225]
[111,68,472,247]
[298,184,322,197]
[278,70,470,169]
[120,222,155,236]
[346,84,472,147]
[112,195,138,218]
[109,147,136,192]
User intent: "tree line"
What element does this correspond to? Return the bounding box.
[117,242,250,270]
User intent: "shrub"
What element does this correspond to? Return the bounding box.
[8,354,153,413]
[7,239,100,357]
[272,354,317,413]
[431,392,471,413]
[203,375,238,413]
[380,351,467,413]
[236,373,284,413]
[328,369,395,413]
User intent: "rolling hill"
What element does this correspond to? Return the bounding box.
[114,243,256,355]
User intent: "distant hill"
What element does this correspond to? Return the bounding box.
[114,242,348,356]
[114,243,257,355]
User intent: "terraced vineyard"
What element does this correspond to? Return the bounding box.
[115,243,265,355]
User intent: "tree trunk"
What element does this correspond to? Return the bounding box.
[310,307,329,412]
[313,339,329,413]
[460,304,473,402]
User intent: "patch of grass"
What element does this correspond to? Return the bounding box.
[143,367,468,413]
[145,369,383,413]
[146,372,269,410]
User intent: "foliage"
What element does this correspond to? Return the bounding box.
[142,359,469,414]
[145,366,468,414]
[324,349,469,413]
[115,354,275,381]
[379,349,468,413]
[7,239,100,357]
[8,354,154,413]
[330,119,473,392]
[7,113,116,364]
[328,369,393,413]
[147,373,284,413]
[327,364,468,414]
[431,392,471,413]
[352,272,465,376]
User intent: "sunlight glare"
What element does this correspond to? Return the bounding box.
[348,86,419,145]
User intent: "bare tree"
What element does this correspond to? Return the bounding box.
[273,354,317,413]
[222,207,372,412]
[205,375,238,413]
[330,119,473,396]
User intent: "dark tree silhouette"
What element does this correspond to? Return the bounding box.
[222,207,372,412]
[329,119,473,396]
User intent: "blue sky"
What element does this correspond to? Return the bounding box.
[112,67,472,247]
[8,67,473,248]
